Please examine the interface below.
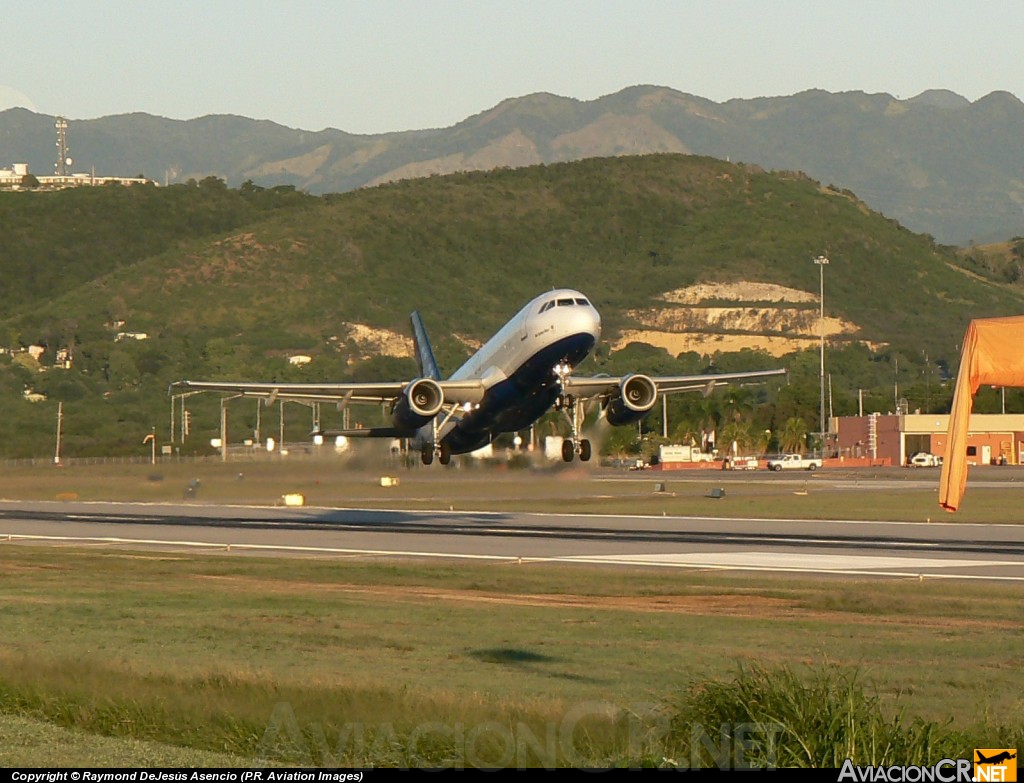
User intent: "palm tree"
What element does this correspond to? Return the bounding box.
[755,427,772,456]
[696,396,722,452]
[719,420,755,455]
[722,388,755,426]
[780,417,809,453]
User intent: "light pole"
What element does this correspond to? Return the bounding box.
[814,255,830,454]
[54,401,63,465]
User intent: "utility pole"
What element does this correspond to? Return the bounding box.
[220,398,228,462]
[279,400,286,457]
[814,256,830,453]
[894,357,899,412]
[828,373,833,422]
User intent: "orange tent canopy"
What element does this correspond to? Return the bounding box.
[939,315,1024,512]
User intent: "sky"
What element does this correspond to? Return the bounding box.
[1,1,1022,135]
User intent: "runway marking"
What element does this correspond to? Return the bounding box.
[549,552,1024,581]
[4,498,1024,530]
[5,533,1024,581]
[558,551,1003,571]
[1,534,515,562]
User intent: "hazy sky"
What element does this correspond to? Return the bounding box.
[2,1,1021,134]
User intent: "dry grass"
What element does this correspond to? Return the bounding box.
[0,546,1022,766]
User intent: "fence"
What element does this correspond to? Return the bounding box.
[1,446,355,470]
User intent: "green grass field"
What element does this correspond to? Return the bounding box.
[1,544,1022,767]
[1,461,1022,767]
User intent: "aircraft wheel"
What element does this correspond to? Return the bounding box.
[579,439,592,462]
[561,439,575,462]
[421,446,434,466]
[438,443,452,465]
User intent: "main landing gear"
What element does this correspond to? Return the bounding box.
[421,441,452,466]
[555,393,592,463]
[420,409,459,466]
[560,436,592,462]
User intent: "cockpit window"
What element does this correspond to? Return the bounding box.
[539,300,554,313]
[574,298,590,306]
[557,298,574,307]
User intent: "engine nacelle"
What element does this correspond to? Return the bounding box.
[604,373,658,426]
[392,378,445,431]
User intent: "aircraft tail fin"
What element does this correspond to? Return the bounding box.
[410,310,441,380]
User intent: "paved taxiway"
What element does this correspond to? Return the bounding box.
[2,498,1024,581]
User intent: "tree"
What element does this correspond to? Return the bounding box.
[199,175,228,191]
[780,417,809,453]
[719,420,754,454]
[20,173,39,189]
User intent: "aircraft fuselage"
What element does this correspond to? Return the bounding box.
[418,289,600,455]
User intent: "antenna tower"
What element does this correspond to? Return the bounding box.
[55,117,72,175]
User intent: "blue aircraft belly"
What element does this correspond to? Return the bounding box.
[442,331,595,454]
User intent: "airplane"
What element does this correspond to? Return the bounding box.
[171,288,786,465]
[976,751,1016,765]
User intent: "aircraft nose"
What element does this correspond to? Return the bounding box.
[587,305,602,341]
[571,303,601,342]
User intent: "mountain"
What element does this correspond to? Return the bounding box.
[2,86,1024,245]
[2,155,1024,458]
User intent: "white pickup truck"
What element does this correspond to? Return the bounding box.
[765,453,822,471]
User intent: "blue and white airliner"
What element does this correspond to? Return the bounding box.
[172,289,785,464]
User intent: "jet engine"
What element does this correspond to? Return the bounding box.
[392,378,445,430]
[604,373,658,426]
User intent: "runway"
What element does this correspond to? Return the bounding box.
[2,499,1024,581]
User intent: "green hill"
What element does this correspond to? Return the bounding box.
[0,177,316,312]
[5,86,1024,244]
[2,154,1023,458]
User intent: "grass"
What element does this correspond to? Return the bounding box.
[0,713,251,767]
[666,664,995,769]
[0,546,1022,766]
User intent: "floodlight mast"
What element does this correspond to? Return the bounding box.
[55,117,71,176]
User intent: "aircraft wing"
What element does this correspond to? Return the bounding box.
[169,379,488,406]
[562,368,787,401]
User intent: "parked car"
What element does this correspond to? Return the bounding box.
[908,452,942,467]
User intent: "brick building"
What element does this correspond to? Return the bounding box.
[832,413,1024,466]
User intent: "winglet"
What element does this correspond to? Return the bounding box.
[410,311,441,380]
